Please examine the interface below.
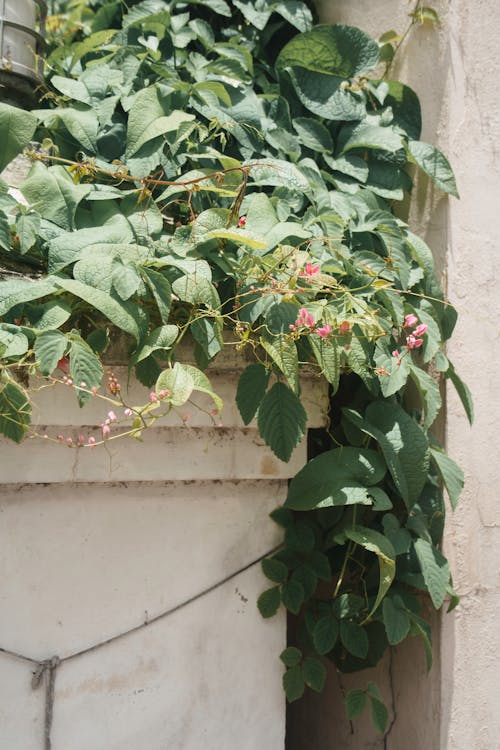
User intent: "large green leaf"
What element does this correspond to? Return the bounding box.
[285,67,365,121]
[0,327,29,357]
[313,615,339,655]
[340,620,369,658]
[409,364,442,429]
[277,24,379,78]
[429,447,464,511]
[155,362,194,406]
[283,665,305,702]
[69,336,104,405]
[302,656,326,693]
[55,278,146,341]
[21,163,90,231]
[344,526,396,619]
[257,382,306,462]
[0,277,58,317]
[0,103,37,171]
[408,140,459,197]
[34,330,68,375]
[340,123,404,154]
[141,268,172,324]
[134,325,178,363]
[286,447,386,511]
[382,596,410,645]
[260,335,299,393]
[257,586,281,618]
[236,363,270,425]
[346,689,367,720]
[343,403,430,508]
[0,382,31,442]
[309,336,340,392]
[180,364,223,413]
[446,360,474,424]
[414,538,450,609]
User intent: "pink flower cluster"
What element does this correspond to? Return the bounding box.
[289,309,350,341]
[392,314,428,363]
[299,262,320,278]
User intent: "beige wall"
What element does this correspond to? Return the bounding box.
[300,2,500,748]
[0,347,327,748]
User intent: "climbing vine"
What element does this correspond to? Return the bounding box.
[0,0,471,732]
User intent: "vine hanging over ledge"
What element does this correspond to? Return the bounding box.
[0,0,471,731]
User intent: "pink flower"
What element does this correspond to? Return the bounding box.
[88,436,96,446]
[316,324,332,339]
[295,307,316,329]
[107,411,117,422]
[338,321,350,335]
[91,386,98,395]
[102,424,111,439]
[124,408,133,417]
[57,434,64,442]
[238,216,246,228]
[392,349,400,358]
[149,392,158,403]
[66,437,73,446]
[57,357,69,373]
[299,262,320,277]
[403,314,418,328]
[406,335,424,350]
[414,323,428,337]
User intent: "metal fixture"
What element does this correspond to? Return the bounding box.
[0,0,46,107]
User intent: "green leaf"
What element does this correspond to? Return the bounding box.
[21,163,90,231]
[408,612,433,669]
[0,382,31,442]
[112,263,140,301]
[382,596,410,645]
[369,693,389,734]
[277,24,380,78]
[343,403,430,508]
[0,327,29,357]
[280,647,302,668]
[293,117,333,152]
[262,557,288,584]
[374,339,410,397]
[285,67,365,121]
[345,526,396,619]
[127,108,195,157]
[155,362,194,407]
[141,268,172,324]
[190,318,223,361]
[430,447,464,511]
[34,330,67,376]
[383,80,422,141]
[281,579,305,614]
[236,363,270,425]
[283,665,305,702]
[408,140,459,197]
[302,656,326,693]
[286,447,386,511]
[340,620,369,658]
[33,301,71,331]
[340,123,404,154]
[0,277,58,317]
[260,335,298,393]
[313,615,339,655]
[309,336,340,392]
[257,586,281,618]
[172,275,220,308]
[0,102,37,171]
[414,538,450,609]
[134,325,178,363]
[181,364,223,413]
[248,159,310,193]
[69,336,104,405]
[346,689,367,720]
[257,382,306,462]
[16,212,41,254]
[284,522,315,553]
[409,364,442,428]
[55,278,146,341]
[446,360,474,424]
